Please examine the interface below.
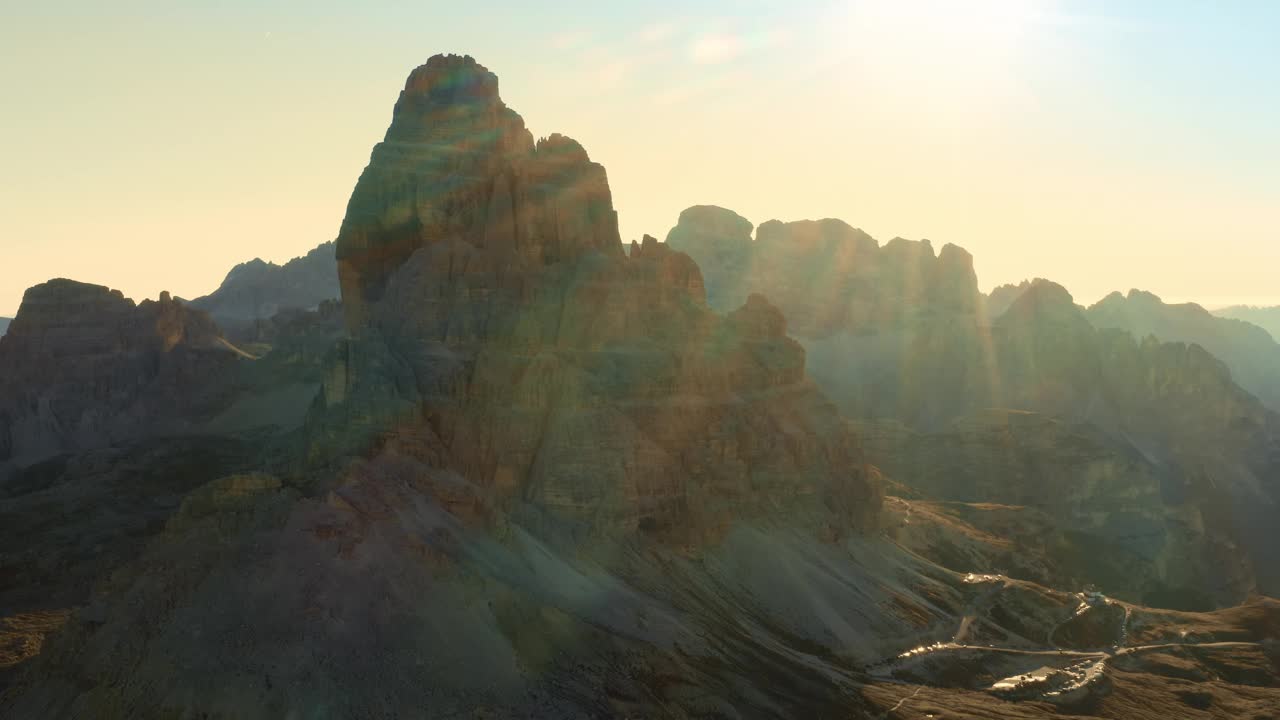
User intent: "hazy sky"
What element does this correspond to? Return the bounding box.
[3,0,1278,317]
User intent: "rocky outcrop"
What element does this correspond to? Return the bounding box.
[1088,289,1280,411]
[186,241,339,336]
[0,280,243,474]
[665,206,981,337]
[663,205,754,309]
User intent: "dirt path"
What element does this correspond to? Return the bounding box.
[865,579,1262,705]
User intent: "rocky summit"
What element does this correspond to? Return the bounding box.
[336,54,620,332]
[0,56,1278,719]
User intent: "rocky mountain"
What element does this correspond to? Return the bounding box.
[1,57,1277,718]
[0,318,10,336]
[2,55,890,717]
[321,53,881,539]
[871,280,1279,606]
[1215,304,1280,343]
[186,241,338,335]
[669,207,1280,608]
[1087,289,1280,411]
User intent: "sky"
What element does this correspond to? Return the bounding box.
[2,0,1278,317]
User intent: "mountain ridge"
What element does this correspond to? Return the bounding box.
[1215,303,1280,343]
[185,241,339,334]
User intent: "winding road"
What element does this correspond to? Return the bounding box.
[865,573,1264,711]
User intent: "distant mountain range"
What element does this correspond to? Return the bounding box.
[1086,289,1280,411]
[669,206,1280,610]
[184,241,339,334]
[1215,304,1280,342]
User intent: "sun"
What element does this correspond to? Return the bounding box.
[834,0,1058,107]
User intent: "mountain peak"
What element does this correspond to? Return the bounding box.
[402,54,497,99]
[337,56,618,330]
[383,54,525,148]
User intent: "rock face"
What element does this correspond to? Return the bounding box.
[1088,289,1280,411]
[0,318,10,336]
[187,241,339,335]
[0,280,241,475]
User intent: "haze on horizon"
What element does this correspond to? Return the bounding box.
[2,0,1277,318]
